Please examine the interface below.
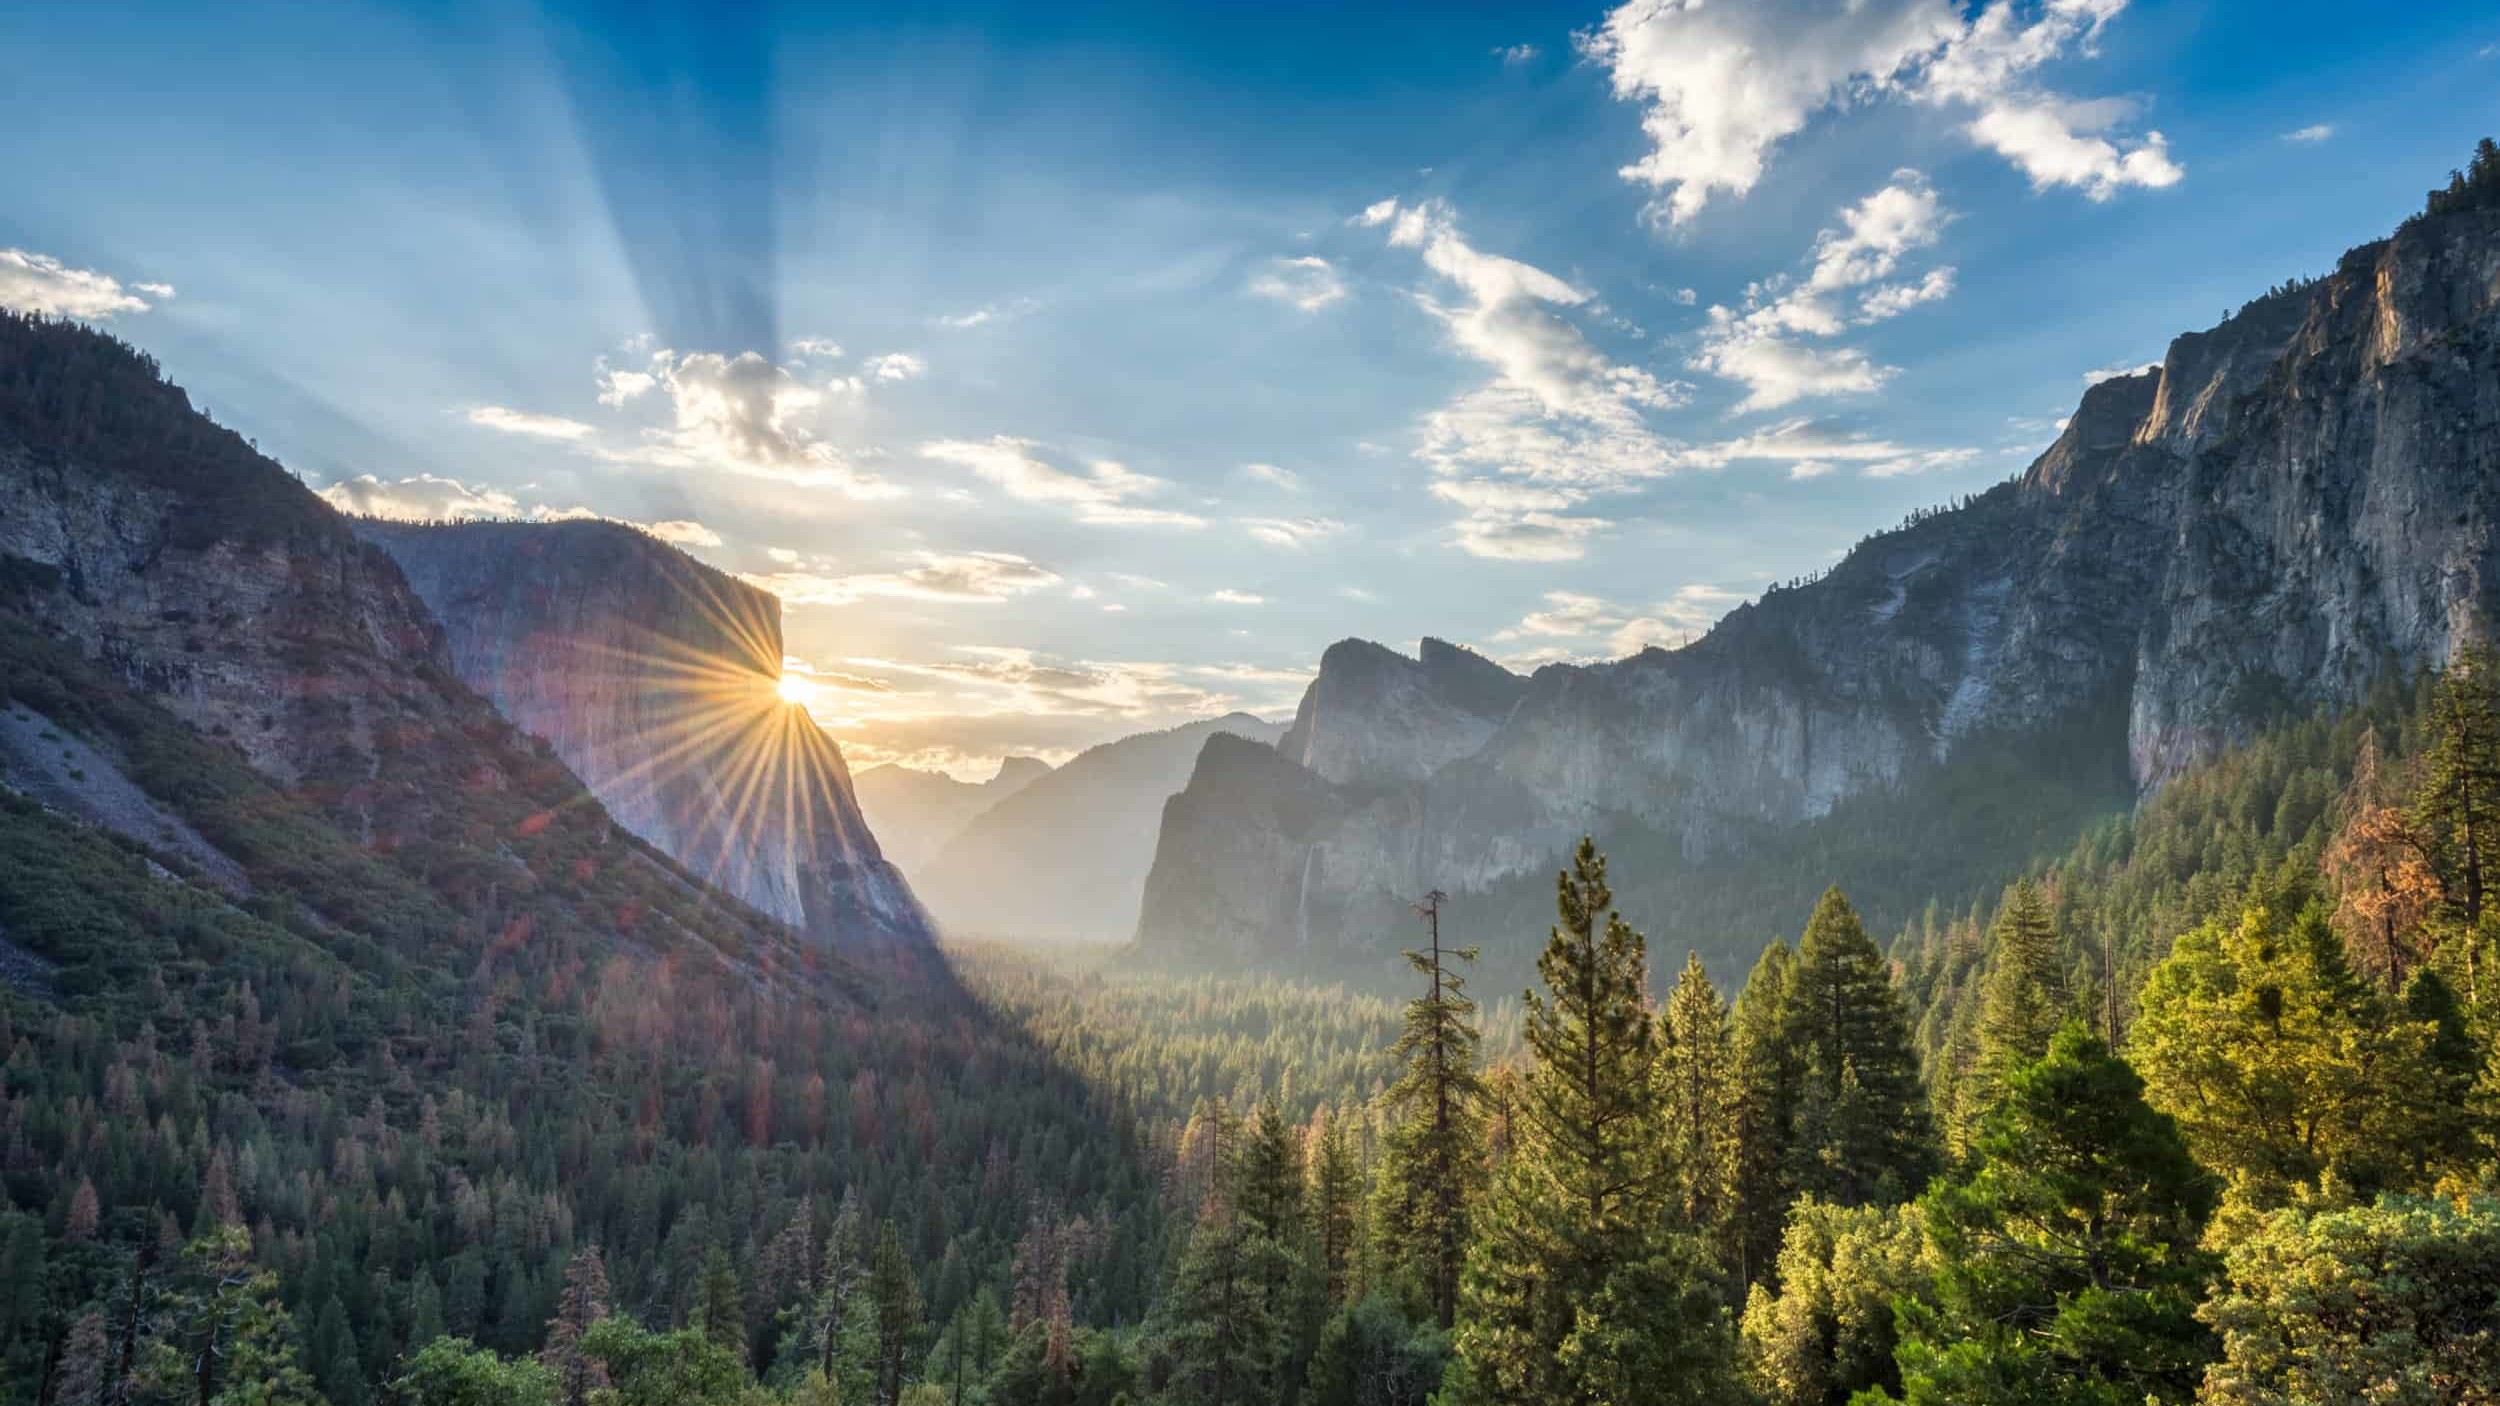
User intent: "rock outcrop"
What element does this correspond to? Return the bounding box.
[356,520,933,952]
[1137,200,2500,973]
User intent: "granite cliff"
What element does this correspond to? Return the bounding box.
[1137,196,2500,976]
[855,755,1052,876]
[355,519,933,953]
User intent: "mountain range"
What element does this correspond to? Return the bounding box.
[1136,192,2500,983]
[865,713,1284,944]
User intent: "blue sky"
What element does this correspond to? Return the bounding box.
[6,0,2496,774]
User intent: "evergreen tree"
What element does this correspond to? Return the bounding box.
[695,1249,746,1368]
[1655,952,1740,1267]
[1307,1110,1361,1308]
[1954,879,2068,1153]
[1156,1193,1287,1406]
[540,1245,610,1406]
[1451,838,1735,1406]
[130,1226,320,1406]
[868,1220,924,1406]
[1730,940,1800,1287]
[1378,892,1483,1332]
[2132,903,2454,1201]
[304,1293,365,1406]
[2416,644,2500,934]
[1737,1198,1928,1406]
[1869,1025,2218,1406]
[1779,888,1937,1207]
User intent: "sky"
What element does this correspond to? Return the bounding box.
[5,0,2496,777]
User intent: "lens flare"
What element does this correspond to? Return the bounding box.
[776,673,818,706]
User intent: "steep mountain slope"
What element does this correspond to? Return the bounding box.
[355,519,932,953]
[855,754,1051,876]
[0,310,1177,1398]
[916,713,1282,943]
[1138,196,2500,980]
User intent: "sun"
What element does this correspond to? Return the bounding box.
[775,673,818,706]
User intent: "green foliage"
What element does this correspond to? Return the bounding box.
[1872,1026,2218,1406]
[1450,839,1738,1406]
[394,1337,559,1406]
[1656,953,1741,1271]
[1377,903,1483,1330]
[2132,904,2457,1202]
[1782,890,1938,1208]
[579,1316,750,1406]
[1739,1199,1929,1406]
[2197,1194,2500,1406]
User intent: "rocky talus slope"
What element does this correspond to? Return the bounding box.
[1138,200,2500,973]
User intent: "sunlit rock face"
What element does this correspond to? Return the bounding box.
[357,520,933,953]
[1138,205,2500,970]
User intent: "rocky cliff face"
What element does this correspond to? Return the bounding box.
[1137,202,2500,972]
[355,520,933,953]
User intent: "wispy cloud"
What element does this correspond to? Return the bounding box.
[467,405,596,440]
[1691,173,1955,410]
[1360,196,1687,560]
[922,436,1207,528]
[1248,256,1347,312]
[1240,516,1345,548]
[2281,123,2335,144]
[745,551,1062,606]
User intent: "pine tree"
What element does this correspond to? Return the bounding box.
[1158,1190,1287,1406]
[304,1293,365,1406]
[2324,730,2441,989]
[1780,888,1937,1208]
[1954,880,2067,1154]
[868,1220,922,1406]
[1379,890,1483,1332]
[1307,1110,1361,1307]
[2416,644,2500,934]
[695,1248,746,1368]
[541,1245,610,1406]
[2132,902,2455,1200]
[1870,1025,2218,1406]
[1730,940,1800,1287]
[1451,838,1734,1406]
[1656,952,1740,1267]
[132,1225,320,1406]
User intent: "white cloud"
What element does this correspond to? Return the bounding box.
[612,350,901,496]
[745,551,1061,606]
[2082,358,2160,386]
[1488,585,1743,661]
[1249,255,1348,312]
[789,337,845,359]
[1208,589,1266,605]
[1582,0,2178,225]
[2281,123,2334,144]
[1362,198,1689,559]
[315,475,620,524]
[864,351,926,382]
[922,436,1207,528]
[1495,43,1541,64]
[467,405,597,440]
[1675,417,1979,478]
[643,520,724,548]
[0,249,167,320]
[1240,516,1345,548]
[319,474,523,521]
[1241,462,1304,491]
[1689,173,1954,409]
